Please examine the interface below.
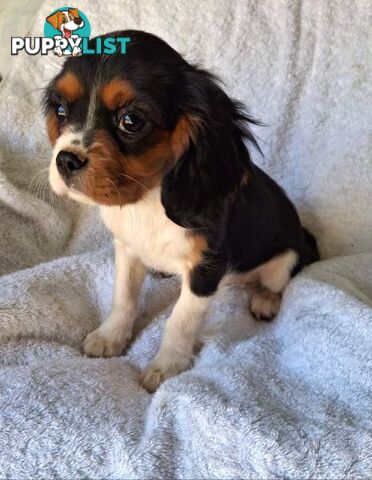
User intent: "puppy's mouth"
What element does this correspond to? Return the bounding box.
[49,150,135,207]
[49,166,96,205]
[63,28,72,38]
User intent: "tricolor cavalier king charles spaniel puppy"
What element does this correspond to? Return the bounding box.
[44,30,319,391]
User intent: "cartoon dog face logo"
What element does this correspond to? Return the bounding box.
[45,8,85,56]
[46,8,84,39]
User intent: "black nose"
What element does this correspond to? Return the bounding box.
[74,17,83,25]
[56,151,86,179]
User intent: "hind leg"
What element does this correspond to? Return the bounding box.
[249,250,298,321]
[250,289,282,321]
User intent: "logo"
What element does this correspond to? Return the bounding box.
[11,7,130,56]
[44,7,90,56]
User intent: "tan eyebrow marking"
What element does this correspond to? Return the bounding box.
[55,72,84,102]
[100,78,135,110]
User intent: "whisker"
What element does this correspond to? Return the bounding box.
[27,168,49,196]
[26,167,57,207]
[119,172,149,191]
[105,177,123,206]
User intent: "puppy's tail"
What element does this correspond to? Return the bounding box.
[302,227,320,265]
[292,227,320,276]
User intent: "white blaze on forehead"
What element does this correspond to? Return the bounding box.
[53,131,84,155]
[85,82,100,131]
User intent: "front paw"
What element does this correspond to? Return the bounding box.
[82,327,131,358]
[140,353,193,392]
[249,290,281,321]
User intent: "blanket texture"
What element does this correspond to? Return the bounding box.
[0,0,371,478]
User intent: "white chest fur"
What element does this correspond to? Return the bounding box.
[100,188,192,275]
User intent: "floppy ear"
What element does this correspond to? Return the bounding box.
[161,67,260,229]
[68,8,79,18]
[46,11,62,30]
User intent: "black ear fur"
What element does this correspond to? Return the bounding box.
[161,67,261,229]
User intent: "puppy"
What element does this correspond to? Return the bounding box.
[46,8,84,56]
[44,30,319,392]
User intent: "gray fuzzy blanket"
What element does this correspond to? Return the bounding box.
[0,0,371,478]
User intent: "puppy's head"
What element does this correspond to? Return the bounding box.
[44,30,259,223]
[46,9,84,37]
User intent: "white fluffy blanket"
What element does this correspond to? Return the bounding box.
[0,1,371,477]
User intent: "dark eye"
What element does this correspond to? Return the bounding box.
[56,104,66,123]
[118,112,145,134]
